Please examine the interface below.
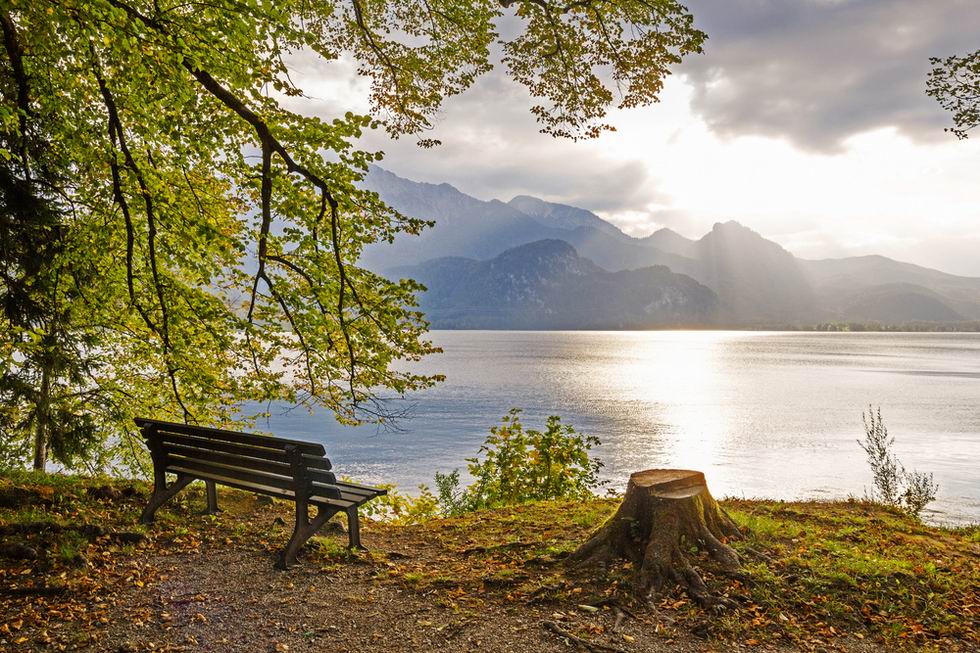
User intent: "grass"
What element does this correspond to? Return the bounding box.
[389,496,977,647]
[724,499,979,645]
[1,472,977,650]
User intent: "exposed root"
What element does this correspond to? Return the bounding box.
[568,469,745,608]
[540,621,629,653]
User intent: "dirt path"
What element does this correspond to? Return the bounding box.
[94,523,883,653]
[99,533,698,653]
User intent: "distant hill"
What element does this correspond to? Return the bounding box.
[799,256,980,321]
[392,240,719,329]
[359,166,693,274]
[362,167,980,328]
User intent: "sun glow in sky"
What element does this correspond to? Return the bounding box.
[285,0,980,276]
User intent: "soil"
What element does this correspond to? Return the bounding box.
[94,509,885,653]
[5,478,970,652]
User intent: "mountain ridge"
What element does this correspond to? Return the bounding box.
[361,166,980,327]
[393,239,720,329]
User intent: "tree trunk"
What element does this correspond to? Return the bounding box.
[32,364,50,471]
[567,469,741,608]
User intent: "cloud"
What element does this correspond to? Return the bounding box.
[278,5,980,276]
[352,72,663,214]
[681,0,980,151]
[281,50,662,214]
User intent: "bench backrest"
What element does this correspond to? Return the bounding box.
[135,418,342,499]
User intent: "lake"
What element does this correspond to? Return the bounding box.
[251,331,980,524]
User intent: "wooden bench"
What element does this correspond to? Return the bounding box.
[135,418,386,568]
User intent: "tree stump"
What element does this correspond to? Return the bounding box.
[568,469,742,607]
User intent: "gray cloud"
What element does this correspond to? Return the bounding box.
[279,4,980,276]
[355,72,662,213]
[281,40,661,214]
[682,0,980,150]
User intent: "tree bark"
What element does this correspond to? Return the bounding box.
[567,469,741,608]
[32,363,50,471]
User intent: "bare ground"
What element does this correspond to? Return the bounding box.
[93,504,888,653]
[4,478,974,653]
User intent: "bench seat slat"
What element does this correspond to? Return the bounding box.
[166,465,374,509]
[335,480,387,496]
[165,457,343,499]
[314,490,376,506]
[167,467,360,510]
[334,481,386,498]
[165,442,338,484]
[308,471,385,495]
[150,428,331,472]
[138,418,326,456]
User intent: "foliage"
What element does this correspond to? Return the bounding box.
[434,468,468,517]
[858,406,938,518]
[440,409,605,513]
[928,49,980,139]
[0,134,113,471]
[356,482,441,525]
[0,0,705,472]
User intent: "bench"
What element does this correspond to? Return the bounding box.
[135,418,386,569]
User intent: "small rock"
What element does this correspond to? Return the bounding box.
[0,542,38,560]
[257,495,275,506]
[114,532,146,545]
[321,521,345,536]
[69,554,90,569]
[690,621,712,639]
[87,485,122,500]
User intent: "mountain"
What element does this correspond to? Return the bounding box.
[358,167,561,269]
[689,221,820,324]
[507,195,625,238]
[838,284,965,323]
[640,228,697,257]
[359,166,694,274]
[799,256,980,320]
[361,167,980,327]
[393,240,719,329]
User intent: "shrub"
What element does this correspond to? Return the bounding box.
[353,482,440,525]
[858,406,938,518]
[434,469,469,517]
[440,408,605,514]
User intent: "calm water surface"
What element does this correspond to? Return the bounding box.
[253,331,980,524]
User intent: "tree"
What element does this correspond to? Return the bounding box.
[0,15,114,471]
[0,0,705,471]
[928,49,980,139]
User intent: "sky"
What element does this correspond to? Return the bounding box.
[286,0,980,277]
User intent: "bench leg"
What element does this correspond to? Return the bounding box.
[275,502,340,570]
[346,507,366,551]
[140,474,194,524]
[204,480,220,514]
